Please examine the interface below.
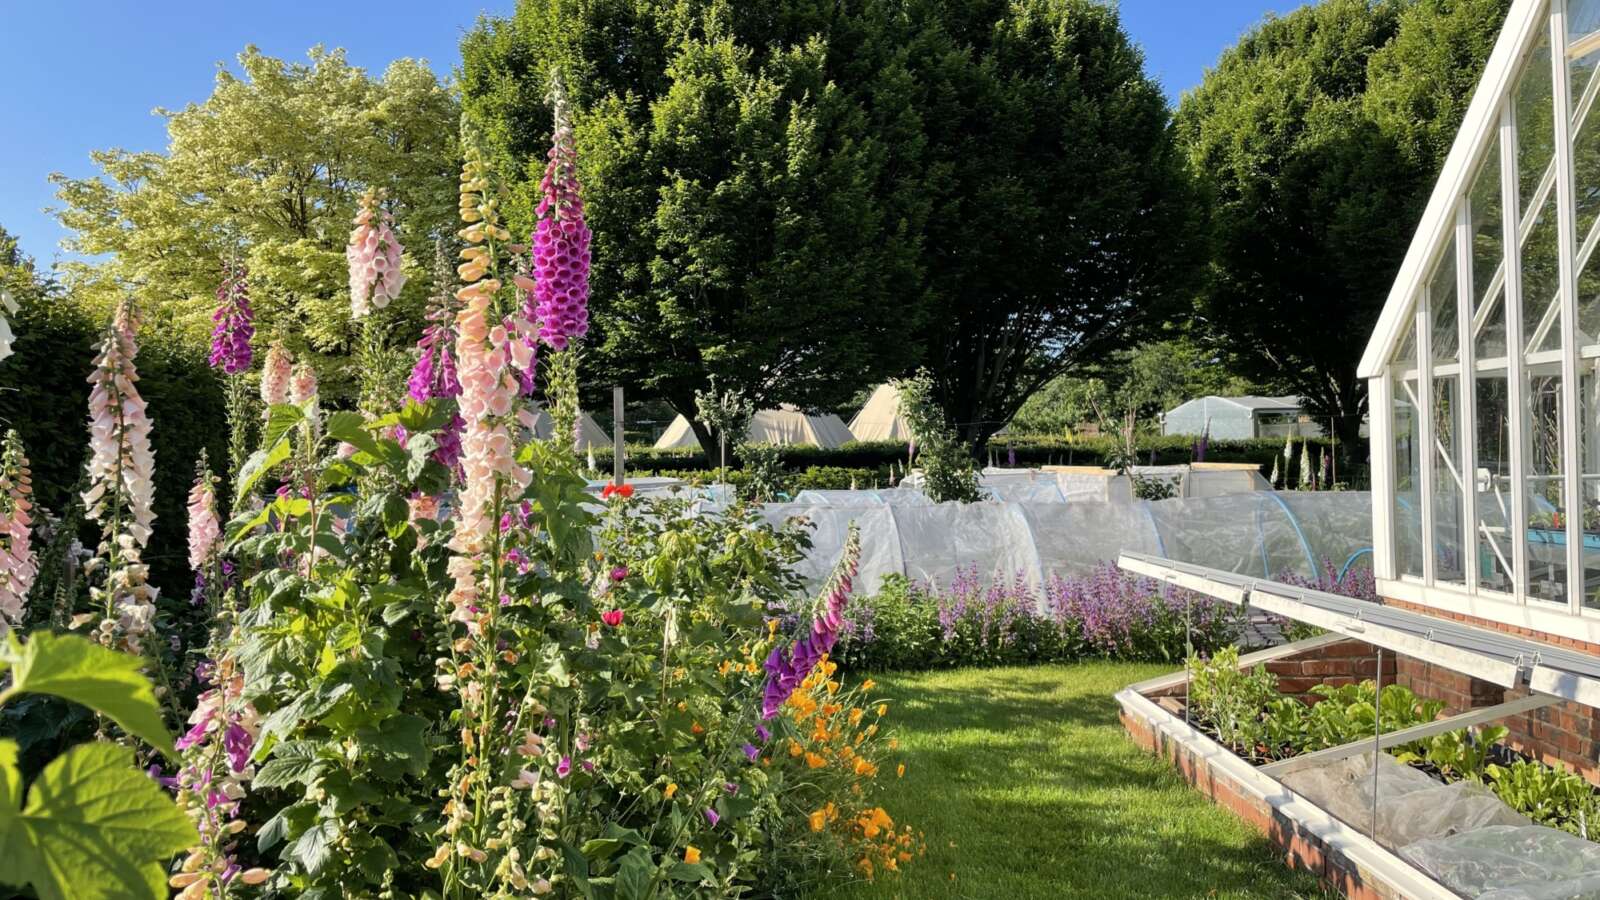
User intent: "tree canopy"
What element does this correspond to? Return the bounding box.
[460,0,1194,454]
[51,46,459,400]
[1176,0,1509,447]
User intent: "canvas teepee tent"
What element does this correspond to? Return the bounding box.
[653,405,854,450]
[848,384,915,442]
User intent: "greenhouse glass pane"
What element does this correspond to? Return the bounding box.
[1431,236,1459,361]
[1523,193,1563,354]
[1581,364,1600,608]
[1525,370,1568,603]
[1571,0,1600,351]
[1396,377,1425,579]
[1434,375,1466,584]
[1471,131,1507,360]
[1516,31,1556,219]
[1476,373,1516,592]
[1395,313,1418,370]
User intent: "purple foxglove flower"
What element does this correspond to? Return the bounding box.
[208,263,254,374]
[527,74,591,350]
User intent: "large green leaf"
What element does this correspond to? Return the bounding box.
[237,435,292,500]
[615,846,655,900]
[0,739,195,900]
[325,410,379,456]
[0,632,177,758]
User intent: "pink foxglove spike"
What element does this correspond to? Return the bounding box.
[259,342,293,408]
[347,188,407,318]
[0,431,36,630]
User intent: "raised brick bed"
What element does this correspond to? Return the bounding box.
[1117,637,1459,900]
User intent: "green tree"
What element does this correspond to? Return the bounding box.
[51,46,459,401]
[460,1,926,457]
[1177,0,1509,449]
[906,0,1197,450]
[460,0,1192,457]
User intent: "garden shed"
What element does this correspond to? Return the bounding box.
[1160,394,1319,439]
[652,405,854,450]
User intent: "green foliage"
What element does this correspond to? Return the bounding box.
[461,1,926,450]
[1014,336,1262,437]
[1187,647,1280,755]
[1418,724,1510,783]
[0,632,178,758]
[50,46,459,402]
[1260,682,1443,758]
[738,443,787,503]
[1487,757,1600,837]
[0,632,193,900]
[894,371,980,504]
[0,740,195,900]
[1176,0,1509,447]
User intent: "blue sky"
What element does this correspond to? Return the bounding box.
[0,0,1294,264]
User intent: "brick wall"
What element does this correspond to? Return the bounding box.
[1263,638,1396,703]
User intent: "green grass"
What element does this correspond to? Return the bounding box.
[811,663,1330,900]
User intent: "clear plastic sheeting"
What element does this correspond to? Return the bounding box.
[1401,826,1600,899]
[1281,755,1529,850]
[753,491,1372,594]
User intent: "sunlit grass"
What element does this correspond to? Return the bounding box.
[810,663,1332,900]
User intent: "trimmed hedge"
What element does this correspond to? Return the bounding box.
[607,434,1347,476]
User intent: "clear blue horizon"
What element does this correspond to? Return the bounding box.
[0,0,1296,265]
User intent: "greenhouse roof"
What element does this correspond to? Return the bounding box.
[1357,0,1541,378]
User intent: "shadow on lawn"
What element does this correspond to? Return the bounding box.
[850,666,1324,899]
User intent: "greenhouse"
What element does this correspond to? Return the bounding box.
[1113,2,1600,896]
[1364,0,1600,641]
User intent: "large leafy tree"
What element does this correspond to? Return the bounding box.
[1177,0,1509,449]
[51,46,459,400]
[460,0,1192,455]
[906,0,1197,447]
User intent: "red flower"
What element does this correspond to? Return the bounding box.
[601,482,635,500]
[601,609,624,627]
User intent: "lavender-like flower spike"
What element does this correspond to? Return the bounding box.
[528,70,591,351]
[208,262,254,374]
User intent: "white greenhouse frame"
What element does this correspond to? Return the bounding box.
[1363,0,1600,637]
[1362,0,1600,643]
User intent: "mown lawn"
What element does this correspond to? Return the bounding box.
[809,663,1331,900]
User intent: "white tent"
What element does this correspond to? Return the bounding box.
[529,407,612,451]
[848,384,914,442]
[652,405,854,450]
